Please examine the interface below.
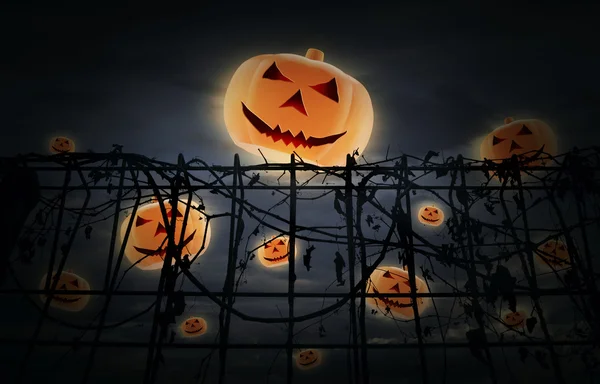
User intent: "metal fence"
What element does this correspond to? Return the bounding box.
[0,147,599,383]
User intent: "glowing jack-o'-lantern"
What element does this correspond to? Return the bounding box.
[256,235,297,268]
[180,316,207,337]
[39,270,90,312]
[480,117,557,164]
[536,239,570,268]
[223,48,374,166]
[295,349,322,370]
[503,311,526,329]
[119,198,211,270]
[366,266,431,319]
[417,205,444,226]
[49,136,75,153]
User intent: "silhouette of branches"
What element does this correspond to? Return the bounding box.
[1,145,599,383]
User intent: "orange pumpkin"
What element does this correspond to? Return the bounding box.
[180,316,207,337]
[49,136,75,153]
[295,349,322,370]
[366,266,431,319]
[257,235,296,268]
[417,205,444,226]
[223,48,374,166]
[536,239,570,268]
[39,270,90,312]
[503,311,526,329]
[119,198,211,270]
[480,117,557,164]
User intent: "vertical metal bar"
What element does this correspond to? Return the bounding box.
[354,185,370,383]
[81,159,127,382]
[286,154,297,384]
[143,173,182,383]
[457,156,497,383]
[402,155,428,384]
[219,154,240,383]
[514,165,565,383]
[18,163,71,382]
[344,154,360,383]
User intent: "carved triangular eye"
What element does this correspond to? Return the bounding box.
[516,125,533,135]
[194,319,199,323]
[309,78,339,102]
[262,62,292,82]
[136,216,152,227]
[433,209,438,214]
[558,245,566,251]
[492,136,506,146]
[265,243,271,249]
[167,208,183,218]
[278,240,285,245]
[154,222,167,237]
[424,208,429,211]
[382,271,393,279]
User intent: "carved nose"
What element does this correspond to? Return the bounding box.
[509,140,522,152]
[280,90,308,116]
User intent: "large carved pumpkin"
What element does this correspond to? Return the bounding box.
[39,270,90,312]
[295,349,322,370]
[256,235,297,268]
[417,205,444,227]
[480,117,557,164]
[366,266,431,319]
[119,198,211,270]
[223,48,374,166]
[49,136,75,153]
[180,316,207,337]
[536,239,570,268]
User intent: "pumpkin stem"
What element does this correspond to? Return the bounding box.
[504,117,514,124]
[305,48,324,62]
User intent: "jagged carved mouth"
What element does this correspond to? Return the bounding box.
[263,252,289,262]
[377,296,414,309]
[299,359,318,366]
[242,102,346,148]
[46,294,81,303]
[133,230,196,257]
[420,215,440,223]
[52,146,69,152]
[184,327,204,334]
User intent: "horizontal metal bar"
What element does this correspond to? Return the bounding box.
[4,289,591,297]
[3,159,587,172]
[34,185,586,191]
[0,339,592,348]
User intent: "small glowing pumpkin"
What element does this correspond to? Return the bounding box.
[223,48,374,166]
[417,205,444,226]
[480,117,557,164]
[119,198,211,270]
[180,316,207,337]
[257,235,297,268]
[295,349,322,370]
[503,311,526,329]
[366,266,431,319]
[39,270,90,312]
[536,239,570,268]
[49,136,75,153]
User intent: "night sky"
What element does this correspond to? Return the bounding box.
[2,2,599,383]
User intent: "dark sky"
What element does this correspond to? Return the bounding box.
[1,2,599,383]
